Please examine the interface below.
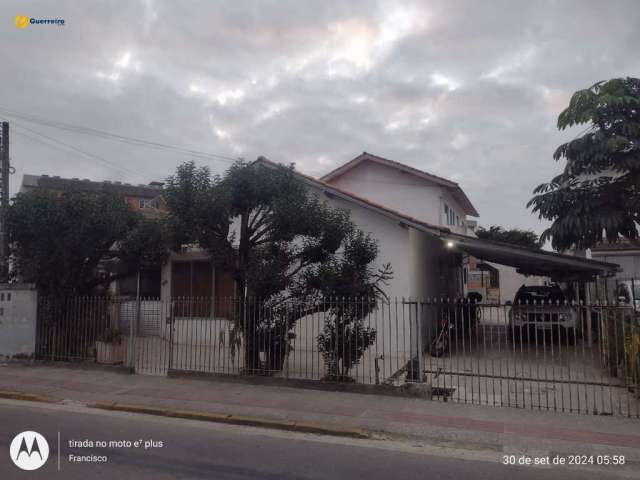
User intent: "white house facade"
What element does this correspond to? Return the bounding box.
[320,152,478,236]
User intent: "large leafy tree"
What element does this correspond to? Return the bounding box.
[528,77,640,250]
[475,225,540,249]
[8,190,169,295]
[164,159,392,376]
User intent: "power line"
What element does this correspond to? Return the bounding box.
[7,119,150,180]
[11,128,141,179]
[0,107,241,164]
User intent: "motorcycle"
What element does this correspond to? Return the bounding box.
[430,316,455,357]
[430,301,480,357]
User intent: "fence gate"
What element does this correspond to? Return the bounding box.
[423,301,640,418]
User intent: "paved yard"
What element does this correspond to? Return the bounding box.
[424,324,640,416]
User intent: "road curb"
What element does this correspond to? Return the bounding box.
[89,401,371,439]
[0,390,58,403]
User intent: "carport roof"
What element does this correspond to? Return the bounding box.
[441,232,620,280]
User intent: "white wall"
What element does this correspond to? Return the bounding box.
[305,184,413,298]
[591,252,640,279]
[326,160,469,234]
[0,285,38,358]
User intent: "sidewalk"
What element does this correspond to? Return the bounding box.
[1,362,640,464]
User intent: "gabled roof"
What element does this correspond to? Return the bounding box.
[320,152,479,217]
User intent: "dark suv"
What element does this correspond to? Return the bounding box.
[509,285,577,344]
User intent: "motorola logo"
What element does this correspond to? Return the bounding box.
[9,431,49,471]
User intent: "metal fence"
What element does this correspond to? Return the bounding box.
[35,296,640,417]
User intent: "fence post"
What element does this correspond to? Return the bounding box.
[168,298,174,371]
[128,270,140,371]
[585,282,593,345]
[415,300,424,382]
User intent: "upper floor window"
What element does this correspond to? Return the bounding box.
[139,198,159,209]
[443,203,456,226]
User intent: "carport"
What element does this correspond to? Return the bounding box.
[419,233,639,417]
[439,232,620,281]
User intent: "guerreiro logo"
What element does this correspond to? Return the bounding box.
[14,14,29,29]
[9,431,49,471]
[15,14,65,28]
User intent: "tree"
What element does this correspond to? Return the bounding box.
[312,230,392,380]
[528,77,640,250]
[8,190,169,295]
[164,159,392,376]
[162,161,229,254]
[475,225,540,249]
[115,216,172,276]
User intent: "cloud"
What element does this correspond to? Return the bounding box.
[1,0,639,235]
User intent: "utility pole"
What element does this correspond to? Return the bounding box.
[0,122,10,283]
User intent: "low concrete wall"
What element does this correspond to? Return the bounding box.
[0,284,38,359]
[168,369,432,399]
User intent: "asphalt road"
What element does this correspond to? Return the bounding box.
[0,400,633,480]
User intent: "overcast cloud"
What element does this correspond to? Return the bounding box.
[1,0,639,233]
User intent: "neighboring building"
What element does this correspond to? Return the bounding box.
[19,174,166,297]
[590,240,640,280]
[589,240,640,304]
[20,174,165,217]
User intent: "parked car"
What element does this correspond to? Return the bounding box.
[509,285,578,344]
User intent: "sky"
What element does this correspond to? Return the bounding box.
[1,0,638,235]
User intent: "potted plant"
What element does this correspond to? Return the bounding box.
[95,328,124,364]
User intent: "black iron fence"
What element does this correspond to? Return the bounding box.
[35,296,640,417]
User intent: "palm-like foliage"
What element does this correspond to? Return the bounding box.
[528,77,640,250]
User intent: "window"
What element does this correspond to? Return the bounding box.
[443,203,456,226]
[119,268,161,298]
[139,198,159,209]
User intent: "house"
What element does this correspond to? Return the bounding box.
[318,152,550,304]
